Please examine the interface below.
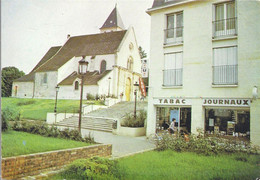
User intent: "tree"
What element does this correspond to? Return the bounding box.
[138,46,147,59]
[1,66,25,97]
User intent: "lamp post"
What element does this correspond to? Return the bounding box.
[78,57,89,134]
[108,77,111,97]
[54,85,60,113]
[133,81,139,119]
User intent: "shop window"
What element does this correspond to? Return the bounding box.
[156,107,191,133]
[205,109,250,139]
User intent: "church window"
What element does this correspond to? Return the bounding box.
[127,57,134,71]
[100,60,107,73]
[43,73,47,84]
[75,81,79,90]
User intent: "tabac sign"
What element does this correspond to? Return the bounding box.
[154,98,192,106]
[203,99,250,107]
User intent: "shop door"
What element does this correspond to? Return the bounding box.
[125,78,131,101]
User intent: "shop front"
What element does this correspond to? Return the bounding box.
[153,98,192,134]
[203,98,250,140]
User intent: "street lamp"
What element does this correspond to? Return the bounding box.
[108,77,111,97]
[54,85,60,113]
[133,81,139,119]
[78,57,89,134]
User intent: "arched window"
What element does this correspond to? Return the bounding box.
[100,60,107,73]
[43,73,47,84]
[74,81,79,90]
[127,57,133,71]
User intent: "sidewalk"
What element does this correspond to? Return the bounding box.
[58,126,156,158]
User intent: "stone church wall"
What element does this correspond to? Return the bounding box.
[34,71,58,98]
[12,82,34,98]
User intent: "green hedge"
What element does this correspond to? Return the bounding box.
[12,120,95,144]
[121,110,147,127]
[56,157,121,180]
[156,133,259,155]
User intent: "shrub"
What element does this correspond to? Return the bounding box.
[1,106,21,131]
[17,100,35,106]
[156,133,259,155]
[87,93,95,100]
[12,121,95,144]
[120,110,146,127]
[61,157,120,179]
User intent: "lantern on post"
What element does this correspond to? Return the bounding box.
[78,57,89,134]
[133,81,139,119]
[54,85,60,113]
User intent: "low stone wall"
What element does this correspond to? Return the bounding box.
[1,144,112,179]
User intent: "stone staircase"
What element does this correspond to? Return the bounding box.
[56,116,114,132]
[56,101,148,132]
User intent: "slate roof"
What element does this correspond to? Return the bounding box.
[36,30,127,72]
[58,70,112,86]
[13,73,35,82]
[149,0,191,10]
[100,6,125,30]
[14,46,61,82]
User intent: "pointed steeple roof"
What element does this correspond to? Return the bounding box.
[100,5,125,31]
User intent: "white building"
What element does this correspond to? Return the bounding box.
[146,0,260,145]
[12,6,142,101]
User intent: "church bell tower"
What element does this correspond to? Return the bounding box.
[100,5,125,33]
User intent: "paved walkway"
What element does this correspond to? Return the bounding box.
[58,126,156,158]
[57,101,155,158]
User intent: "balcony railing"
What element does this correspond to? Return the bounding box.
[213,17,237,38]
[213,65,238,85]
[163,69,183,86]
[164,26,183,44]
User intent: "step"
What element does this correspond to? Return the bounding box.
[56,124,112,132]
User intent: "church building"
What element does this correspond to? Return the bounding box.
[12,6,142,101]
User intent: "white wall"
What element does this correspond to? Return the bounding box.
[116,27,142,74]
[34,71,58,98]
[58,84,99,99]
[57,57,78,84]
[89,54,115,72]
[97,70,114,96]
[147,0,260,143]
[12,82,34,98]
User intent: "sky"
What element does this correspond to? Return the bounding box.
[1,0,154,74]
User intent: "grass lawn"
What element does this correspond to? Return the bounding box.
[52,150,260,180]
[116,150,260,180]
[1,97,104,120]
[2,131,91,157]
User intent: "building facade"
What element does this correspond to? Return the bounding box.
[12,6,142,101]
[147,0,260,145]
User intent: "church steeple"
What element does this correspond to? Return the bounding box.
[100,5,125,33]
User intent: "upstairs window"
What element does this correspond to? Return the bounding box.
[100,60,107,73]
[213,46,238,85]
[74,81,79,90]
[163,52,183,86]
[165,12,183,44]
[213,1,237,38]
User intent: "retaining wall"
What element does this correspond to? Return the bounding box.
[1,144,112,179]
